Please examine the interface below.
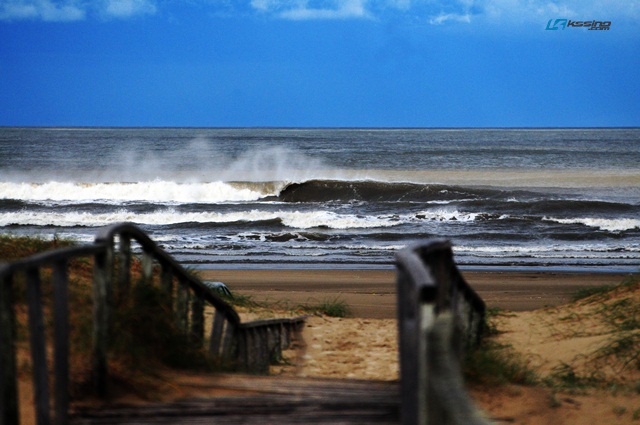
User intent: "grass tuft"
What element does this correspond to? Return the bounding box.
[464,339,538,386]
[0,234,75,261]
[465,309,537,386]
[545,363,602,392]
[299,297,352,318]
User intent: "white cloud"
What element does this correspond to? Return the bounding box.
[251,0,371,20]
[0,0,157,21]
[2,0,637,23]
[428,12,471,25]
[424,0,639,25]
[0,0,85,21]
[103,0,156,18]
[250,0,280,11]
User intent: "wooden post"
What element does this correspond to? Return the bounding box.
[397,241,488,425]
[209,309,225,358]
[92,247,111,397]
[52,261,70,425]
[26,267,51,425]
[160,263,173,299]
[0,273,19,425]
[117,234,131,302]
[267,325,282,363]
[159,262,173,318]
[253,328,268,373]
[222,320,238,366]
[190,292,204,347]
[397,263,429,425]
[141,250,153,285]
[176,280,189,333]
[427,313,490,425]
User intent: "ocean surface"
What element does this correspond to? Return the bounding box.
[1,127,639,272]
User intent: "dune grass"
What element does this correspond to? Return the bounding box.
[464,308,538,387]
[466,276,640,392]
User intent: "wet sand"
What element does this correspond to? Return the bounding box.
[198,269,635,318]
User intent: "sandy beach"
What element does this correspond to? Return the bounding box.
[198,268,633,316]
[197,268,639,424]
[44,266,635,425]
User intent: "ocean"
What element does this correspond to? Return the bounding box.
[1,127,639,272]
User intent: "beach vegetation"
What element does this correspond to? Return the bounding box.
[2,235,219,402]
[467,275,640,394]
[0,233,75,261]
[613,406,628,417]
[537,276,640,392]
[298,297,352,318]
[482,307,512,336]
[571,284,616,301]
[111,277,214,372]
[218,291,261,309]
[571,275,639,302]
[545,363,600,393]
[465,308,538,386]
[464,339,538,386]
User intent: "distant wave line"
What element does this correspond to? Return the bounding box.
[2,207,639,232]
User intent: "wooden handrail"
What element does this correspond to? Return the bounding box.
[95,222,241,324]
[0,223,306,425]
[1,244,108,425]
[2,229,490,425]
[396,240,489,425]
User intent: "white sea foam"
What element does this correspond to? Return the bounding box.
[414,209,481,222]
[280,211,399,229]
[454,243,640,255]
[0,181,275,203]
[543,216,640,232]
[0,209,404,229]
[456,244,640,256]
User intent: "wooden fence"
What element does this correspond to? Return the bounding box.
[0,222,305,425]
[396,240,490,425]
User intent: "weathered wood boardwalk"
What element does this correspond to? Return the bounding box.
[2,224,488,425]
[70,374,400,425]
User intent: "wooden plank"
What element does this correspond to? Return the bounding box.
[208,309,225,357]
[255,328,269,373]
[236,328,249,372]
[52,260,70,425]
[26,267,51,425]
[267,325,282,363]
[176,280,189,333]
[0,272,19,425]
[69,376,400,424]
[221,319,237,366]
[190,292,204,346]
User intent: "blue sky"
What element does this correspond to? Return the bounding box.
[0,0,639,127]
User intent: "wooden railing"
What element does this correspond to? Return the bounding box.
[396,240,489,425]
[0,223,305,425]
